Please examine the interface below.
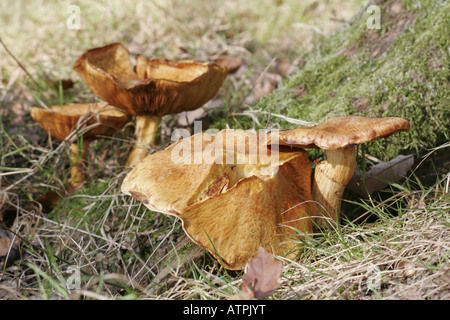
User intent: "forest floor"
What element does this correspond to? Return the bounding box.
[0,0,448,300]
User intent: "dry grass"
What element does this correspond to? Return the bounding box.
[143,174,449,300]
[0,0,360,78]
[280,187,450,300]
[1,0,449,300]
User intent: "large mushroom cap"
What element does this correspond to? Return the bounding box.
[30,103,130,141]
[121,130,317,270]
[270,116,411,149]
[73,43,228,116]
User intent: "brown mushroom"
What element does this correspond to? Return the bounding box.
[73,43,228,167]
[121,130,317,270]
[269,116,410,228]
[30,103,129,186]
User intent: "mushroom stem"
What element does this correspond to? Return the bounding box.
[312,147,356,229]
[69,141,90,186]
[125,114,162,167]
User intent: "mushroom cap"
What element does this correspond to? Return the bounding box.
[73,43,228,116]
[30,103,130,141]
[121,130,316,270]
[269,116,410,149]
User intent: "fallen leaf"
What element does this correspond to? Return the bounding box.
[230,247,282,300]
[35,184,83,213]
[276,58,293,77]
[0,227,21,268]
[395,261,417,277]
[262,72,283,84]
[0,237,10,256]
[253,72,283,100]
[254,81,275,100]
[214,57,242,74]
[348,154,415,197]
[44,76,76,90]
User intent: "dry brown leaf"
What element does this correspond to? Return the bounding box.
[0,228,21,268]
[36,184,83,213]
[253,72,283,99]
[245,72,283,104]
[396,261,417,277]
[348,154,415,197]
[276,58,293,77]
[214,57,242,74]
[254,80,276,100]
[0,237,10,256]
[230,247,282,300]
[44,76,76,90]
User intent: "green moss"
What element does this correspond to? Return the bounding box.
[48,181,112,223]
[211,0,449,161]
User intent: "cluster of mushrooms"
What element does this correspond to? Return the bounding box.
[31,43,410,270]
[31,42,228,184]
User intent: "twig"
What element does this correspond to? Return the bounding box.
[0,37,43,90]
[232,109,316,126]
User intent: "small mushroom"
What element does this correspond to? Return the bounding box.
[269,116,410,228]
[121,130,317,270]
[30,103,129,186]
[73,43,228,167]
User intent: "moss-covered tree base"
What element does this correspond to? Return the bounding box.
[212,0,449,161]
